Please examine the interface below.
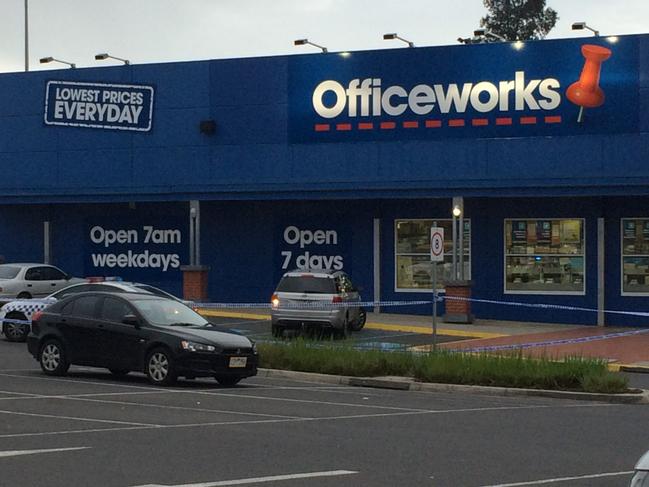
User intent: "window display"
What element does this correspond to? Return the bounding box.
[622,219,649,294]
[395,219,470,291]
[505,219,584,294]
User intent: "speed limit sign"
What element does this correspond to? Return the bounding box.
[430,227,444,262]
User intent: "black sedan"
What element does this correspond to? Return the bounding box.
[27,292,258,386]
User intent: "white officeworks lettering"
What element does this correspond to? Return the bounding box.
[311,71,562,119]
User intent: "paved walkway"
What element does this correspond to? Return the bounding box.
[198,308,649,369]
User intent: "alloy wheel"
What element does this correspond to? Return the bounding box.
[148,352,169,382]
[41,344,61,371]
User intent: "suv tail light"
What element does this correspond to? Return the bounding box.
[32,310,43,322]
[271,294,280,309]
[332,296,343,304]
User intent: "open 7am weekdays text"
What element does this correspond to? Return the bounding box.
[89,226,181,272]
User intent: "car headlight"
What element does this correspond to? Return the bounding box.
[181,340,216,352]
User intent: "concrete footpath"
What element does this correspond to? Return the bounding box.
[198,308,649,371]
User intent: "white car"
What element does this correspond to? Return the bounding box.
[0,263,84,300]
[0,281,193,342]
[631,450,649,486]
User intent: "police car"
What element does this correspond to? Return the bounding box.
[0,280,193,342]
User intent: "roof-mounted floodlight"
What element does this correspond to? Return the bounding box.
[293,39,328,53]
[95,53,130,65]
[572,22,600,36]
[39,56,76,68]
[474,28,507,42]
[383,33,414,48]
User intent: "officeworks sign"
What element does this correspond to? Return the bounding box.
[288,36,638,142]
[44,81,154,131]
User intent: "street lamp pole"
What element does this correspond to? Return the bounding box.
[24,0,29,71]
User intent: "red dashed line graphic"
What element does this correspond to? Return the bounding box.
[520,116,537,125]
[314,115,562,132]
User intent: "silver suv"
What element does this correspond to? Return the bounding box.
[270,269,366,338]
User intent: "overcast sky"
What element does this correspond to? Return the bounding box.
[1,0,648,73]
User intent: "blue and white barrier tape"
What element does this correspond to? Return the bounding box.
[460,327,649,353]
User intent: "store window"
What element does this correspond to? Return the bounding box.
[395,219,470,291]
[621,219,649,295]
[504,219,585,294]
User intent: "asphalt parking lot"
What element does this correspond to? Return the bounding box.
[2,332,649,487]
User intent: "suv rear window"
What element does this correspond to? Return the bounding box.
[276,276,336,294]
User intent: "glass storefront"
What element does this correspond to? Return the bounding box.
[505,219,585,294]
[622,219,649,294]
[395,219,470,291]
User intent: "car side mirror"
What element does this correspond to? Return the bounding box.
[65,274,72,280]
[122,314,140,327]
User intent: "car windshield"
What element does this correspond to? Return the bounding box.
[131,298,207,327]
[276,276,336,294]
[0,266,20,279]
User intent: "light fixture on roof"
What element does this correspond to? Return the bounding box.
[383,33,415,48]
[293,39,328,53]
[39,56,76,68]
[473,28,507,42]
[571,22,600,36]
[95,53,130,65]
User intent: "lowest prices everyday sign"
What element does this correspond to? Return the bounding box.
[44,80,154,131]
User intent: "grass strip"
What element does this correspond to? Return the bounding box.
[258,340,629,393]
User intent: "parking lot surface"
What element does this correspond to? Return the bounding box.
[2,335,649,487]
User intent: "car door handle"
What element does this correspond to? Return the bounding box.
[98,324,105,329]
[27,284,32,287]
[51,283,57,286]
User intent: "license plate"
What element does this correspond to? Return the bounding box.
[229,356,247,368]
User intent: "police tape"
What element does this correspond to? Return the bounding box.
[443,295,649,318]
[459,327,649,354]
[194,300,435,310]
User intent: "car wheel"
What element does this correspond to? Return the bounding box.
[350,308,367,332]
[16,292,31,299]
[145,348,177,386]
[271,324,284,339]
[39,339,70,376]
[335,315,350,340]
[3,312,29,342]
[108,368,129,377]
[215,375,241,387]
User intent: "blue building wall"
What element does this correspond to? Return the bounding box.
[0,35,648,325]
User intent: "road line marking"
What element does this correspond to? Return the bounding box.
[131,469,358,486]
[0,409,161,427]
[0,402,614,439]
[478,470,635,486]
[43,396,304,420]
[0,447,90,458]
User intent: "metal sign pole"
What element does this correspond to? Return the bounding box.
[430,222,444,353]
[432,257,438,352]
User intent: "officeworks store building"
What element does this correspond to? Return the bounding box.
[0,33,648,326]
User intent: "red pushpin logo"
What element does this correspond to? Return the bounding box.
[566,44,612,122]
